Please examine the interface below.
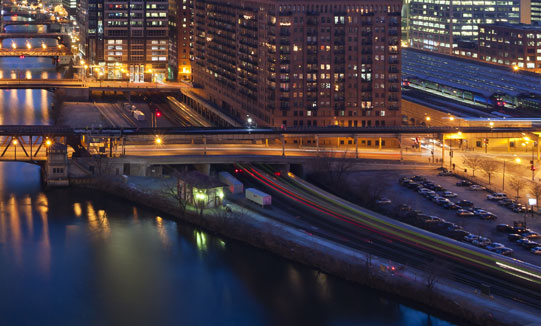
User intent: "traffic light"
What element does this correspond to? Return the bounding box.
[155,109,161,118]
[532,165,536,171]
[483,138,489,144]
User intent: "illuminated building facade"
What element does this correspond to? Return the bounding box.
[408,0,529,54]
[168,0,192,81]
[478,22,541,73]
[192,0,402,128]
[78,0,169,82]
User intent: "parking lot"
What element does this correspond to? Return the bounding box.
[352,168,541,265]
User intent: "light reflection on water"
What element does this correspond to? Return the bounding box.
[0,29,456,326]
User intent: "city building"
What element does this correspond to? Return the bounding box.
[407,0,529,54]
[192,0,402,128]
[62,0,78,17]
[77,0,169,82]
[478,22,541,73]
[168,0,191,81]
[532,0,541,23]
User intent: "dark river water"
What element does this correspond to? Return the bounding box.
[0,20,456,326]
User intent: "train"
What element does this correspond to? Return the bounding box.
[403,77,541,111]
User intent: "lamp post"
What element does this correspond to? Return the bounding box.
[12,138,17,160]
[503,157,521,191]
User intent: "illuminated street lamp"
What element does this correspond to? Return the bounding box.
[12,139,17,160]
[503,156,522,191]
[513,65,519,72]
[11,41,16,49]
[154,136,163,145]
[25,41,31,49]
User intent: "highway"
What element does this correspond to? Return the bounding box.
[236,163,541,309]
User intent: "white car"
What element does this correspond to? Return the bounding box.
[487,193,507,200]
[376,197,392,205]
[470,185,486,191]
[442,191,458,198]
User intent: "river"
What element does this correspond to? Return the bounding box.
[0,21,456,326]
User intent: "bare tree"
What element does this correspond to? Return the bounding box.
[509,177,527,199]
[162,175,189,216]
[308,149,356,193]
[463,155,483,177]
[529,181,541,211]
[479,159,499,184]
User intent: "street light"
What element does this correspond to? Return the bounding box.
[12,139,17,160]
[155,136,162,145]
[503,156,522,191]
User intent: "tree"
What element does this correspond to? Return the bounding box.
[509,177,527,199]
[529,181,541,211]
[463,155,483,177]
[479,159,499,184]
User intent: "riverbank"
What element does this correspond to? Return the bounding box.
[72,176,541,326]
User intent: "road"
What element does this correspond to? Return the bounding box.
[236,164,541,310]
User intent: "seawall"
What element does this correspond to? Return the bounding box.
[71,177,540,326]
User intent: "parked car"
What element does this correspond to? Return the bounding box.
[411,176,426,182]
[508,234,522,241]
[522,231,541,239]
[438,171,453,176]
[433,185,446,192]
[456,180,473,187]
[486,243,505,251]
[513,227,531,234]
[480,213,497,221]
[520,240,539,249]
[376,198,392,205]
[443,202,461,210]
[511,204,525,213]
[470,185,486,191]
[498,198,514,206]
[496,224,514,232]
[436,197,451,205]
[492,247,514,256]
[487,193,507,201]
[456,200,474,207]
[457,209,475,217]
[464,234,479,242]
[531,247,541,255]
[442,191,458,198]
[472,237,491,247]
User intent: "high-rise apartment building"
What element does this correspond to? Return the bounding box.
[192,0,402,128]
[77,0,169,82]
[408,0,529,54]
[168,0,192,81]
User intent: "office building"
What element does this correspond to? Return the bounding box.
[478,22,541,73]
[408,0,529,54]
[78,0,169,82]
[532,0,541,23]
[192,0,402,128]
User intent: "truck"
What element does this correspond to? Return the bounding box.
[218,171,244,194]
[132,110,145,121]
[245,188,272,207]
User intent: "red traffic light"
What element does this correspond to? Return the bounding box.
[155,110,161,117]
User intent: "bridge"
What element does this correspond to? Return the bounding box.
[0,47,70,57]
[0,79,184,90]
[0,32,68,41]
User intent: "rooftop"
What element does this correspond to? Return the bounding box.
[481,22,541,31]
[402,49,541,98]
